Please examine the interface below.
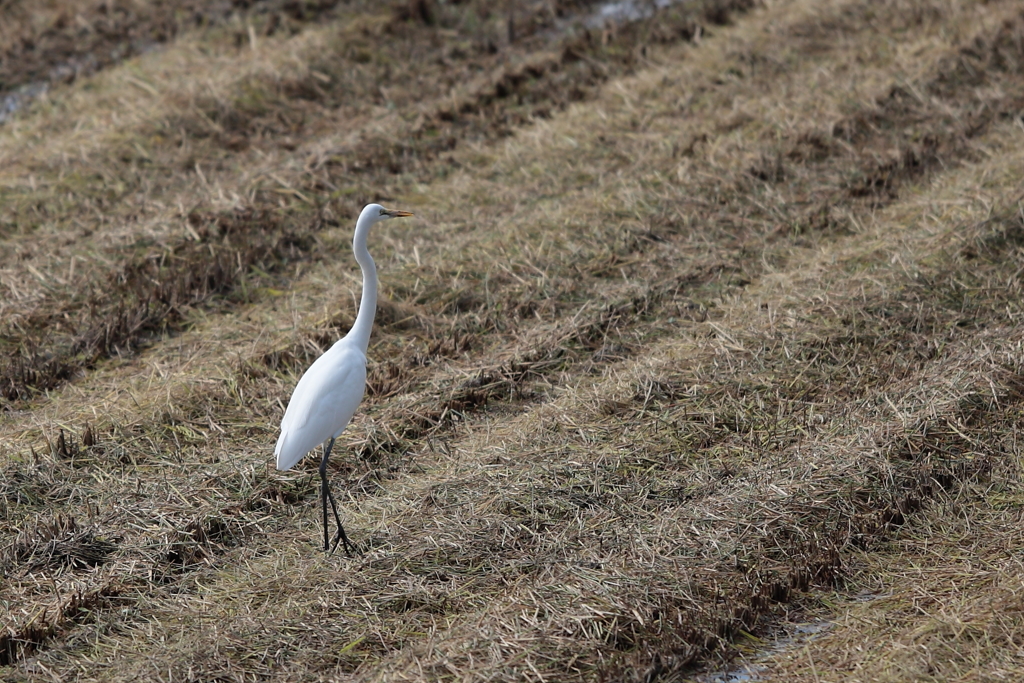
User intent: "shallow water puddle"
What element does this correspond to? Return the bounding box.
[692,592,893,681]
[692,620,834,682]
[585,0,681,28]
[0,82,47,126]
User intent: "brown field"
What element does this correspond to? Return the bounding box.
[3,0,1024,680]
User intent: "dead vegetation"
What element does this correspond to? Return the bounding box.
[0,207,324,401]
[0,0,753,408]
[0,0,350,99]
[3,0,1024,681]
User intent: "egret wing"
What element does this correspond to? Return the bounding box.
[275,344,367,471]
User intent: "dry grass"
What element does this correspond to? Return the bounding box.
[3,0,1024,680]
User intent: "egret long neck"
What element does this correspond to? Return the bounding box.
[346,212,378,353]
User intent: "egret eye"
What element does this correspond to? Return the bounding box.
[379,208,386,215]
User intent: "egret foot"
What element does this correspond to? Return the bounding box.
[319,438,358,555]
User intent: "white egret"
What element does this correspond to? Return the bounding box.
[275,203,414,553]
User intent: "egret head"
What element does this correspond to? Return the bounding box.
[363,203,413,222]
[354,203,413,250]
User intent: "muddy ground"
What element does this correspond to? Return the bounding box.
[2,0,1024,681]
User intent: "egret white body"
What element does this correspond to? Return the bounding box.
[275,203,413,553]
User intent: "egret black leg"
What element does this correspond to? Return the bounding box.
[319,439,332,552]
[319,438,359,555]
[325,487,357,555]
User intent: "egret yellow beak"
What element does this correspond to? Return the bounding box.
[384,209,414,218]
